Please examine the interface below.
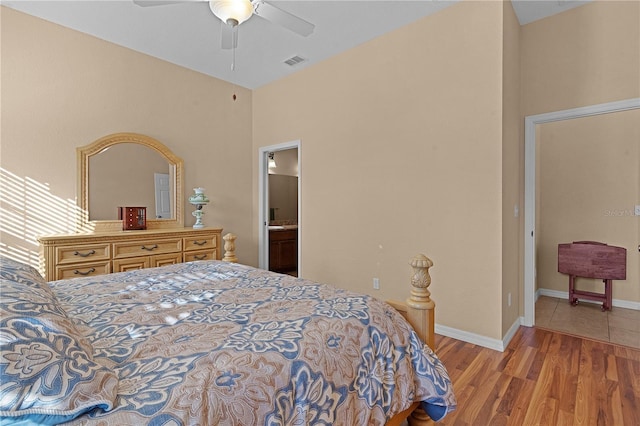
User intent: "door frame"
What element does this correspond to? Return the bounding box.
[258,140,301,272]
[523,98,640,326]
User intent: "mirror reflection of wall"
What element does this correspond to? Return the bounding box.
[89,143,171,220]
[268,149,298,224]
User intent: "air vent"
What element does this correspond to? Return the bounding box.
[284,55,306,66]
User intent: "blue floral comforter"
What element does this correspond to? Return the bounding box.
[47,260,456,425]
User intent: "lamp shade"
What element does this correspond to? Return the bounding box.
[209,0,254,26]
[188,188,210,205]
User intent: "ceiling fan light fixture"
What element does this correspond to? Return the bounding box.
[210,0,254,26]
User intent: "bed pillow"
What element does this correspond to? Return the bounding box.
[0,257,118,425]
[0,257,55,298]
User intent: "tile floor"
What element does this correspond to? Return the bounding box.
[535,295,640,349]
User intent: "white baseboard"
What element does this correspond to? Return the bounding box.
[503,317,524,349]
[435,317,524,353]
[436,289,639,353]
[537,288,640,311]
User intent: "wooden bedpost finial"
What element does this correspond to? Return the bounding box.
[222,233,238,263]
[408,254,435,309]
[407,253,436,351]
[385,254,437,352]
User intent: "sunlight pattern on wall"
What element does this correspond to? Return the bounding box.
[0,167,87,272]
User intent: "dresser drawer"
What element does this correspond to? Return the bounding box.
[113,238,182,259]
[184,249,216,262]
[113,253,183,272]
[151,253,183,267]
[183,234,217,252]
[55,261,110,280]
[113,257,150,272]
[56,243,110,265]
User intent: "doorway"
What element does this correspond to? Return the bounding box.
[523,98,640,329]
[258,141,301,275]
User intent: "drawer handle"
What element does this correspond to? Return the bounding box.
[74,250,96,257]
[193,254,208,260]
[74,268,95,276]
[193,240,207,246]
[141,244,158,251]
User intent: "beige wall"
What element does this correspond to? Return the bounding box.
[269,149,298,177]
[502,0,522,335]
[521,0,640,117]
[253,1,506,339]
[538,110,639,303]
[0,7,256,265]
[521,0,640,305]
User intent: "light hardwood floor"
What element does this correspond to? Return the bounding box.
[536,296,640,350]
[426,326,640,425]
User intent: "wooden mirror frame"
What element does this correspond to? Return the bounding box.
[78,133,184,232]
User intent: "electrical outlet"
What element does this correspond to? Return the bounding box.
[373,278,380,290]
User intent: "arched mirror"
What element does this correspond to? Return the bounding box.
[78,133,184,231]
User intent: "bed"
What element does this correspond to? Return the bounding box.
[0,253,456,425]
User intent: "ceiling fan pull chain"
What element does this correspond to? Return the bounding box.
[231,26,238,71]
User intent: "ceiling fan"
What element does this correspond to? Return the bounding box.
[133,0,315,49]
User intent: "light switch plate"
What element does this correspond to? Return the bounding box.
[635,205,640,216]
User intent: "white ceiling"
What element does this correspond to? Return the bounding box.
[2,0,593,89]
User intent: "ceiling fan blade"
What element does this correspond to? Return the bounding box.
[132,0,197,7]
[220,23,238,50]
[252,1,314,37]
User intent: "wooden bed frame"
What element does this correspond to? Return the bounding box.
[222,234,437,426]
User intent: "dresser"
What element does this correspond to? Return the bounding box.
[39,227,222,281]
